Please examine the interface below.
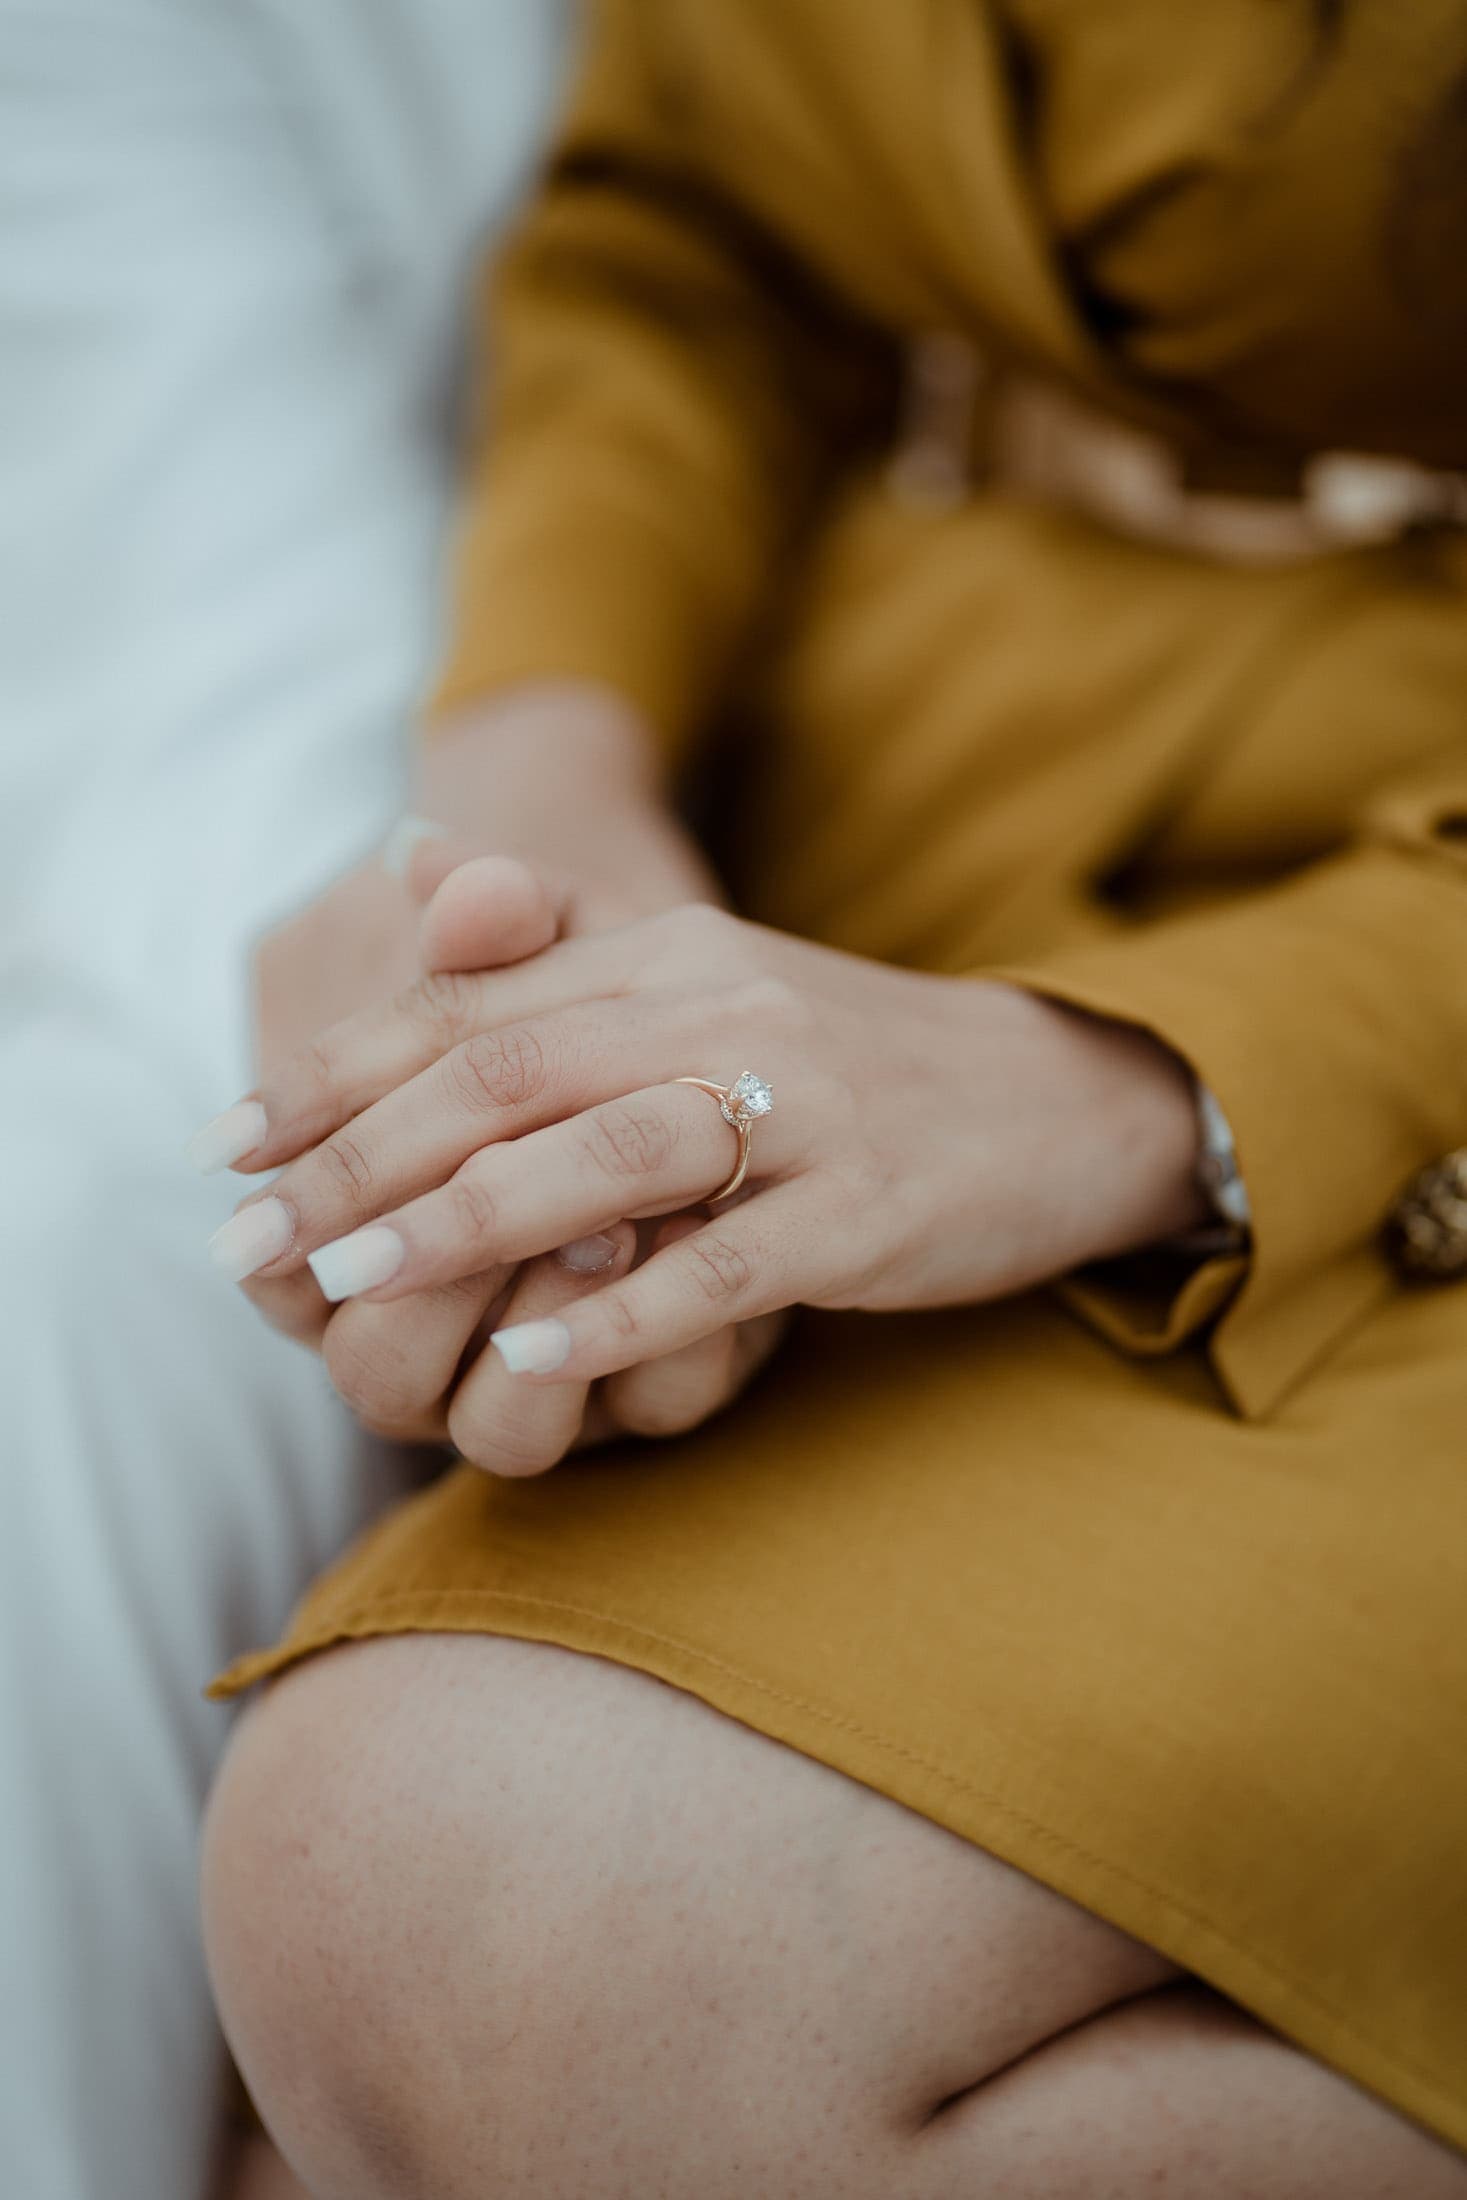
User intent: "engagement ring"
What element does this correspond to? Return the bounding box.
[674,1071,774,1202]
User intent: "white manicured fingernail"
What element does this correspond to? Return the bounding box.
[382,815,448,882]
[490,1317,572,1375]
[307,1225,405,1302]
[555,1234,618,1275]
[208,1197,293,1282]
[185,1100,268,1175]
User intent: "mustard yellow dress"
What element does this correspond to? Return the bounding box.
[214,0,1467,2152]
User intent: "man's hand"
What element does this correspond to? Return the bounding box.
[251,679,716,1076]
[218,683,786,1468]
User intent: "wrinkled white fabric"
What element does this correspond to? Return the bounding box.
[0,5,564,2193]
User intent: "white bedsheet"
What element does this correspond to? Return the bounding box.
[0,5,564,2191]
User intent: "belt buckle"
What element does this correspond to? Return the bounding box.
[886,332,986,511]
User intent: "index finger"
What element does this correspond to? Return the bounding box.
[186,924,628,1177]
[204,992,707,1282]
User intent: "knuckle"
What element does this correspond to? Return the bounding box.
[314,1130,377,1209]
[682,1229,754,1307]
[583,1099,676,1181]
[323,1323,422,1425]
[448,1024,549,1115]
[404,970,482,1052]
[448,1157,501,1243]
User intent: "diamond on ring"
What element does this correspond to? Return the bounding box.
[721,1070,774,1128]
[672,1071,774,1203]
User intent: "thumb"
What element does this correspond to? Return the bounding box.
[382,817,569,972]
[418,853,569,974]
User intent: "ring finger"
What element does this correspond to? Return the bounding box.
[303,1079,794,1305]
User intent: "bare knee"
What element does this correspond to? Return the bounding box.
[201,1632,1178,2199]
[203,1634,814,2196]
[202,1649,472,2198]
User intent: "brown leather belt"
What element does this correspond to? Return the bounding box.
[886,332,1467,565]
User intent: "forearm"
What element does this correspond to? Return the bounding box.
[418,684,721,918]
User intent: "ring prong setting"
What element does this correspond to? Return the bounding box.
[722,1070,774,1128]
[673,1070,774,1203]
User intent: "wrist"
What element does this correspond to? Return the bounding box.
[979,986,1209,1277]
[1050,1000,1212,1256]
[418,684,718,920]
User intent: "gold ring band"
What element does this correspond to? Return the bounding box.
[673,1071,775,1204]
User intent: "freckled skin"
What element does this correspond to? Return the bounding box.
[205,1636,1467,2199]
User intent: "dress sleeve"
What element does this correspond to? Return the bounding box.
[427,0,895,773]
[989,756,1467,1417]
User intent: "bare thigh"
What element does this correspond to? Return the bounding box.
[203,1634,1466,2199]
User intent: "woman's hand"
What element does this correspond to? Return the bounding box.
[207,903,1207,1418]
[221,682,788,1466]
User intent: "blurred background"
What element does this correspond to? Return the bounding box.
[0,5,567,2193]
[9,4,1467,2194]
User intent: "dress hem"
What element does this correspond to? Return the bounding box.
[209,1586,1465,2158]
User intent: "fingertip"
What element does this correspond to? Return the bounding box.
[554,1217,637,1279]
[418,854,564,973]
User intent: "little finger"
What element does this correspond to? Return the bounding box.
[447,1222,637,1477]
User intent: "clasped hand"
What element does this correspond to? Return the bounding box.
[210,855,1203,1475]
